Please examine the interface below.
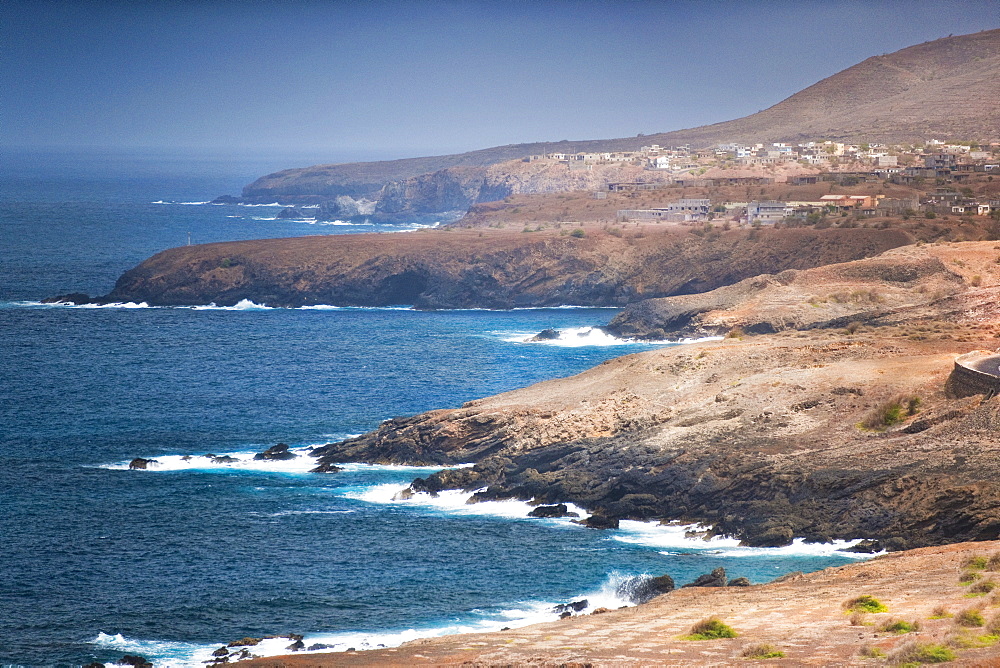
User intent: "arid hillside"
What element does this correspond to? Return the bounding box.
[52,226,914,309]
[242,29,1000,202]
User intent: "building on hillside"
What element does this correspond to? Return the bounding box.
[747,201,788,225]
[617,199,711,223]
[789,175,819,185]
[925,153,957,170]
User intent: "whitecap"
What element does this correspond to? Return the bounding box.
[339,484,587,523]
[98,446,320,474]
[189,299,272,310]
[91,632,216,667]
[503,326,723,347]
[614,520,872,558]
[237,202,284,207]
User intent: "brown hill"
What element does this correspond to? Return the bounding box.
[243,29,1000,201]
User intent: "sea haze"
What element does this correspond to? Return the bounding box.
[0,150,867,666]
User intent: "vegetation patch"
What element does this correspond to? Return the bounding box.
[683,617,738,640]
[878,618,920,634]
[987,553,1000,571]
[928,605,953,619]
[955,608,986,627]
[964,555,989,571]
[960,570,983,584]
[967,579,997,597]
[887,641,956,665]
[844,595,889,614]
[740,643,784,659]
[858,395,921,431]
[858,645,886,659]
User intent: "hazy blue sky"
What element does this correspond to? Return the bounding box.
[3,0,998,160]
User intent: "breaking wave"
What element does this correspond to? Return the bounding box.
[503,326,724,347]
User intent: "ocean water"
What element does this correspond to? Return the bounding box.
[0,150,868,667]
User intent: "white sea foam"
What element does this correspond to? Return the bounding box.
[237,202,284,207]
[340,483,588,523]
[149,201,211,205]
[91,632,216,667]
[89,568,658,666]
[99,446,320,474]
[613,520,872,558]
[503,326,724,347]
[251,216,278,221]
[189,299,273,310]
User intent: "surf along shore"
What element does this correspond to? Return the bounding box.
[222,241,1000,665]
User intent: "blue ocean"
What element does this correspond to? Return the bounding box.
[0,149,867,667]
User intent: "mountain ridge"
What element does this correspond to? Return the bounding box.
[243,28,1000,202]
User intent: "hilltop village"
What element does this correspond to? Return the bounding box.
[519,139,1000,226]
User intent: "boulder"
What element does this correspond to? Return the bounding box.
[617,574,675,604]
[83,663,105,668]
[845,539,883,553]
[212,647,230,657]
[307,644,333,651]
[41,292,93,305]
[528,503,578,518]
[116,656,153,668]
[581,514,619,529]
[276,207,305,219]
[553,599,588,614]
[528,328,561,342]
[311,461,343,473]
[728,577,751,587]
[211,455,239,464]
[286,639,305,651]
[128,458,157,470]
[227,637,261,647]
[211,195,241,204]
[683,567,728,587]
[254,443,296,461]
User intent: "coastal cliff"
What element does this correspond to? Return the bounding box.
[61,226,912,308]
[311,242,1000,550]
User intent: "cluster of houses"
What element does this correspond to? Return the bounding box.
[527,139,999,180]
[618,191,999,226]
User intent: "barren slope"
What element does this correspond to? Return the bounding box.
[243,29,1000,201]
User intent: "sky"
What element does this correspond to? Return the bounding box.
[2,0,999,161]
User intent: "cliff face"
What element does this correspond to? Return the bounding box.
[241,29,1000,206]
[305,242,1000,550]
[79,226,912,308]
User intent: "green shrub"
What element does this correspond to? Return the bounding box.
[569,228,586,238]
[964,555,989,570]
[726,326,746,339]
[684,616,738,640]
[968,579,997,596]
[955,608,986,627]
[929,605,953,619]
[859,396,920,431]
[878,618,920,634]
[844,595,889,613]
[960,570,983,584]
[858,645,886,658]
[740,643,784,659]
[888,641,955,664]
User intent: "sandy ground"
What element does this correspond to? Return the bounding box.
[237,542,1000,667]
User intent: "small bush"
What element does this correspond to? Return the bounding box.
[845,321,862,335]
[955,608,986,627]
[844,595,889,613]
[960,570,983,584]
[569,228,586,238]
[859,395,920,431]
[858,645,886,658]
[726,326,746,339]
[929,605,953,619]
[878,618,920,634]
[971,274,983,287]
[888,641,955,664]
[684,616,738,640]
[987,553,1000,571]
[850,612,871,626]
[968,579,997,596]
[740,643,784,659]
[964,555,989,570]
[607,226,623,238]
